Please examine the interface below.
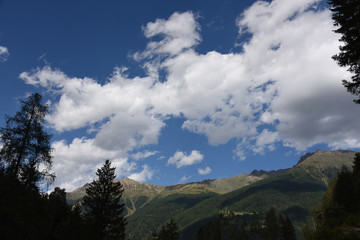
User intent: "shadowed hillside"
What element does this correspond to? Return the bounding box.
[67,150,356,240]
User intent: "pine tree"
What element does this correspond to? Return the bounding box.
[249,213,261,240]
[158,217,180,240]
[352,152,360,176]
[83,159,126,240]
[0,93,54,191]
[263,207,279,240]
[279,215,297,240]
[328,0,360,103]
[302,153,360,239]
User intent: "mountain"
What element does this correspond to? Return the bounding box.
[175,150,355,239]
[67,150,356,240]
[67,168,276,216]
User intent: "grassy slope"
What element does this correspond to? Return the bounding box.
[67,169,273,239]
[67,150,355,240]
[67,171,272,216]
[175,150,355,239]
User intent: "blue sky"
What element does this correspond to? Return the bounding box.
[1,0,360,191]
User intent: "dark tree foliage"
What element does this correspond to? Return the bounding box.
[158,217,180,240]
[352,152,360,176]
[328,0,360,103]
[151,217,180,240]
[263,207,279,240]
[0,172,86,240]
[0,93,54,191]
[83,159,127,240]
[279,215,297,240]
[196,209,296,240]
[302,153,360,239]
[0,93,87,240]
[249,212,262,240]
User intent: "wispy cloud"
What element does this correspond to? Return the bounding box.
[0,46,9,62]
[180,175,191,183]
[130,151,159,160]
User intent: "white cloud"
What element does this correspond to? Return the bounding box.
[198,166,212,175]
[20,1,360,189]
[130,151,159,161]
[167,150,204,168]
[128,165,154,182]
[0,46,9,62]
[180,175,191,182]
[51,138,135,191]
[134,11,201,60]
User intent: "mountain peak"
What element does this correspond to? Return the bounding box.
[292,150,356,184]
[295,152,315,166]
[119,177,140,185]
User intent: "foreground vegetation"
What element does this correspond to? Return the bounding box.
[302,153,360,239]
[0,93,126,240]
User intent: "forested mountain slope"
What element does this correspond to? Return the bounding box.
[67,150,356,240]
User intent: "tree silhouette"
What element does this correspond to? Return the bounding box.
[302,153,360,239]
[263,207,279,240]
[329,0,360,103]
[83,159,126,240]
[0,93,54,191]
[157,217,180,240]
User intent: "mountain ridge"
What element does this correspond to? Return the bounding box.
[67,150,357,240]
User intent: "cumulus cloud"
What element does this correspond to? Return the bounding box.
[0,46,9,62]
[198,166,212,175]
[134,11,201,60]
[128,165,154,182]
[51,138,135,191]
[20,0,360,190]
[167,150,204,168]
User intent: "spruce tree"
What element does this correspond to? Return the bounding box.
[302,153,360,239]
[328,0,360,103]
[83,159,126,240]
[249,213,261,240]
[0,93,54,191]
[263,207,279,240]
[158,217,180,240]
[279,215,297,240]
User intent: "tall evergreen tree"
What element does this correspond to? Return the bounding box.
[249,213,262,240]
[263,207,279,240]
[352,152,360,176]
[83,159,126,240]
[302,153,360,239]
[158,217,180,240]
[0,93,54,191]
[279,215,297,240]
[328,0,360,103]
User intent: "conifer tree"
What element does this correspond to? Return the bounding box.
[328,0,360,103]
[302,153,360,239]
[0,93,54,191]
[158,217,180,240]
[352,152,360,176]
[83,159,126,240]
[249,213,261,240]
[263,207,279,240]
[279,215,297,240]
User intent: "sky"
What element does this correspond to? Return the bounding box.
[1,0,360,191]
